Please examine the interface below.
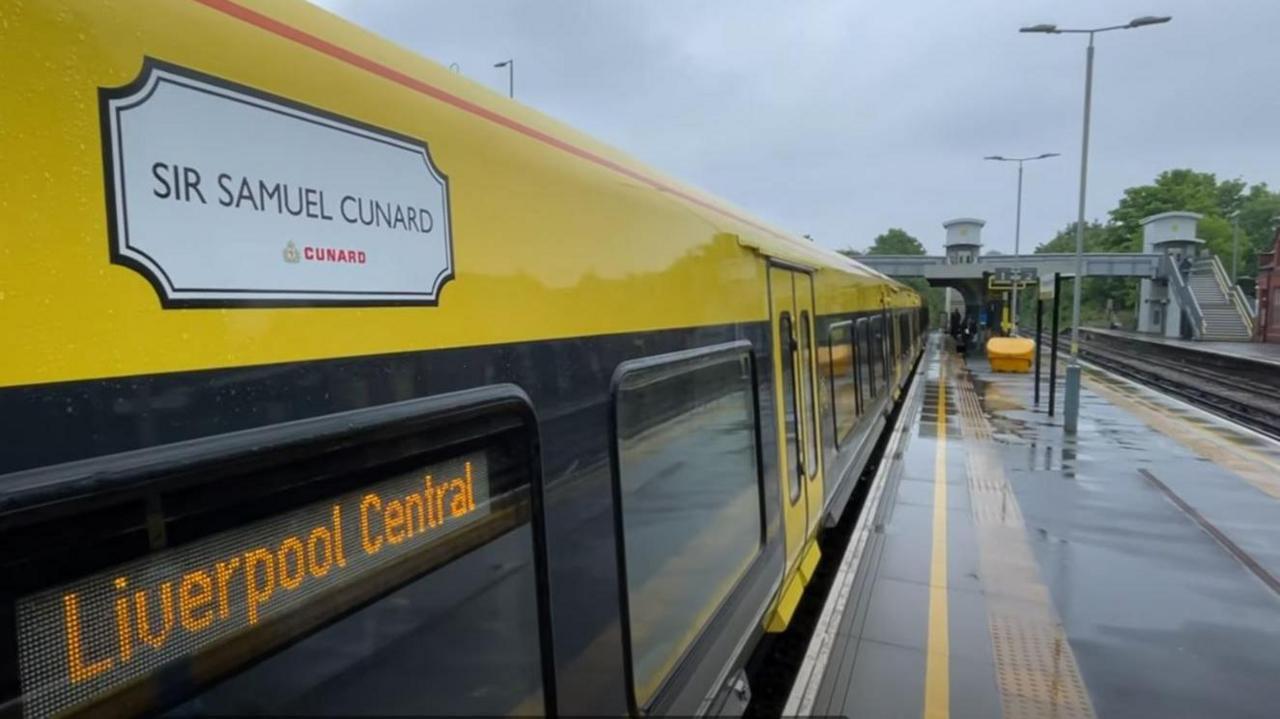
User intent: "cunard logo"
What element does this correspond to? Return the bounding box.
[283,241,301,264]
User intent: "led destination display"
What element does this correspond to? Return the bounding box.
[17,452,491,719]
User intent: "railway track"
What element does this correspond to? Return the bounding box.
[1075,330,1280,440]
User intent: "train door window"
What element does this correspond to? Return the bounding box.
[612,342,764,709]
[798,312,819,479]
[827,321,857,444]
[0,388,554,719]
[777,313,803,499]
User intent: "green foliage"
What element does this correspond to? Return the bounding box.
[1026,170,1280,328]
[1108,169,1224,250]
[1237,183,1280,277]
[866,228,926,255]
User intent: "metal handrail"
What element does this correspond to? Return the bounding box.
[1164,254,1205,339]
[1199,255,1256,337]
[1231,283,1256,337]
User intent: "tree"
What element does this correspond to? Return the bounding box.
[1235,183,1280,279]
[866,228,926,255]
[1105,169,1279,279]
[1108,169,1224,251]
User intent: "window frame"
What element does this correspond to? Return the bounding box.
[607,340,767,715]
[798,310,819,481]
[868,317,881,398]
[857,317,873,402]
[777,312,804,501]
[826,320,857,447]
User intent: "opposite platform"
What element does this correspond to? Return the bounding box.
[787,333,1280,719]
[1083,326,1280,368]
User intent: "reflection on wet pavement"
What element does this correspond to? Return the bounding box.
[962,347,1280,719]
[950,358,1095,719]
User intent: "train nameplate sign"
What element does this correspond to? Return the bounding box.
[16,451,490,719]
[100,60,454,307]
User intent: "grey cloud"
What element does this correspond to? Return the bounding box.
[313,0,1279,255]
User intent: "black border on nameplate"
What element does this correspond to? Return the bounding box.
[98,57,455,309]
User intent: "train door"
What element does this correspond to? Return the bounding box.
[768,265,823,571]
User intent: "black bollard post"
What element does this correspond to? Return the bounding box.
[1034,291,1043,406]
[1049,272,1061,417]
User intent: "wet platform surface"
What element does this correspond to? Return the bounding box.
[787,334,1280,718]
[1085,326,1280,367]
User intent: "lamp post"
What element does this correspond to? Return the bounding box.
[1020,14,1171,434]
[984,152,1059,331]
[493,59,514,98]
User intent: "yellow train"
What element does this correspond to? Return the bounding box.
[0,1,924,716]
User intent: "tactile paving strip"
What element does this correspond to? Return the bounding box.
[950,364,1097,719]
[989,615,1093,719]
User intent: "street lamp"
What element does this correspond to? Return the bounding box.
[1020,14,1171,434]
[984,152,1059,331]
[493,59,514,98]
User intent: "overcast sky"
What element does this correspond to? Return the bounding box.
[312,0,1278,255]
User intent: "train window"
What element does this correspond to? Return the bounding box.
[827,322,857,444]
[611,342,764,709]
[0,388,552,719]
[850,323,863,417]
[778,313,803,499]
[872,317,886,390]
[798,311,819,478]
[856,318,873,402]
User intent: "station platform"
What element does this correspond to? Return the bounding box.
[1082,326,1280,367]
[785,334,1280,719]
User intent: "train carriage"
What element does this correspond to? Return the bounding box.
[0,1,923,716]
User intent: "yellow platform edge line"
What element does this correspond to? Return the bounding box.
[924,356,950,719]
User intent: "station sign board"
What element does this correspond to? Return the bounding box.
[988,266,1039,290]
